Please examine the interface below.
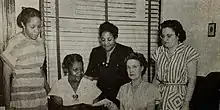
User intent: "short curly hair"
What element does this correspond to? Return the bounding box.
[99,21,119,39]
[159,20,186,42]
[124,52,148,76]
[17,7,41,28]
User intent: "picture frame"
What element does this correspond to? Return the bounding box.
[208,23,216,37]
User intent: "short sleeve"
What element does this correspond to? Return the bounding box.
[151,48,160,61]
[116,87,122,101]
[48,77,80,106]
[186,47,199,64]
[116,86,124,110]
[48,79,66,99]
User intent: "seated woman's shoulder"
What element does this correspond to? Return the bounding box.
[148,83,159,91]
[51,76,68,88]
[122,82,130,86]
[120,82,131,89]
[142,80,159,91]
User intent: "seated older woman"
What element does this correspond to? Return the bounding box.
[48,54,101,110]
[93,52,161,110]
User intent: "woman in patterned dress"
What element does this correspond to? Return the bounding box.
[152,20,199,110]
[1,7,49,110]
[116,52,161,110]
[92,52,161,110]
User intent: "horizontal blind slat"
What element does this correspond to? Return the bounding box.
[44,0,105,85]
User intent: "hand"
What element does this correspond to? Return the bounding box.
[92,99,118,110]
[92,98,110,107]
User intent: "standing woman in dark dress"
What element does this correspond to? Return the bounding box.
[85,21,133,107]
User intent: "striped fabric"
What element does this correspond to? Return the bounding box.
[151,43,199,110]
[1,33,48,110]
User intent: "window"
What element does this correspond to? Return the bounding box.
[42,0,161,85]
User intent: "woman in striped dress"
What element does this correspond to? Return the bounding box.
[1,7,49,110]
[152,20,199,110]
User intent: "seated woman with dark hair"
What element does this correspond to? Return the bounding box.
[93,52,161,110]
[48,54,101,110]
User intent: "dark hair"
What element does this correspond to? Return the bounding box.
[99,21,118,39]
[62,54,84,76]
[159,20,186,42]
[124,52,148,76]
[17,7,41,28]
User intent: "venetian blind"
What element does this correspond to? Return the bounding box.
[42,0,160,85]
[108,0,160,82]
[43,0,105,85]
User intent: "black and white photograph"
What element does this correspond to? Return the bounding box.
[0,0,219,110]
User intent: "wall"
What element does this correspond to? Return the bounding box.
[162,0,220,76]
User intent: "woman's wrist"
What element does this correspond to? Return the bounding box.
[105,100,118,110]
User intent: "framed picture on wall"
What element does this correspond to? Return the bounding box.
[208,23,216,37]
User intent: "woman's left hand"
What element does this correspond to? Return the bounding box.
[92,98,118,110]
[92,98,111,107]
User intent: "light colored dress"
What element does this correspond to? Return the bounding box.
[48,76,101,106]
[1,32,48,110]
[117,80,161,110]
[152,43,199,110]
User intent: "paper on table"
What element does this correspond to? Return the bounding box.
[76,77,102,104]
[92,98,109,106]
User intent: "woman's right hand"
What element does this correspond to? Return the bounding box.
[92,98,118,110]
